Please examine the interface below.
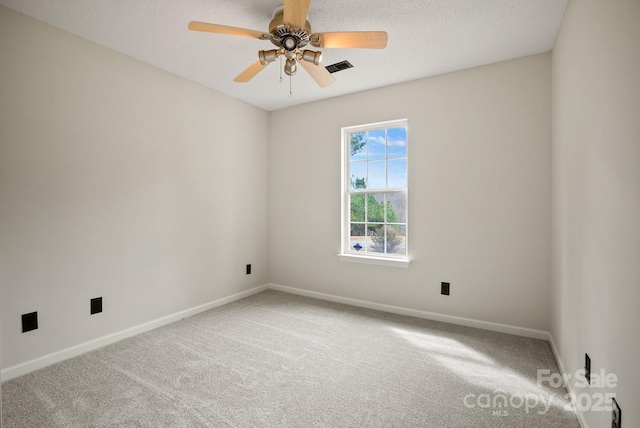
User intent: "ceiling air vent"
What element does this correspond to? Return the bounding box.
[325,60,353,74]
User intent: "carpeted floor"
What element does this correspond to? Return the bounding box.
[2,290,579,427]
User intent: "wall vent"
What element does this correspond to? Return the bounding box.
[325,60,353,74]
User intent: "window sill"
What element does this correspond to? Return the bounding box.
[338,254,411,268]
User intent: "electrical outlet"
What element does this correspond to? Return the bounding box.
[246,264,251,275]
[91,297,103,315]
[441,282,450,296]
[22,311,38,333]
[611,397,621,428]
[585,353,591,385]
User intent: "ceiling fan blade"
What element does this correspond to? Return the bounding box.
[299,60,335,88]
[310,31,388,49]
[188,21,270,40]
[283,0,311,27]
[234,59,270,83]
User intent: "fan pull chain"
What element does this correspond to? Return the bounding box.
[279,56,283,83]
[289,72,292,97]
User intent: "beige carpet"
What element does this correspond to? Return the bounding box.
[2,290,579,427]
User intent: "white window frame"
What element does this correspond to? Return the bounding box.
[339,119,410,268]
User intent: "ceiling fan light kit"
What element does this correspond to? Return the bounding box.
[284,58,297,76]
[259,50,279,65]
[302,50,322,66]
[188,0,387,91]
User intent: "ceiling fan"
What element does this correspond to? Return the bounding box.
[188,0,388,89]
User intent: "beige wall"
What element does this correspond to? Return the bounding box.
[551,0,640,426]
[269,53,552,331]
[0,6,269,368]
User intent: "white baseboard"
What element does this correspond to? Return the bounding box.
[1,284,269,382]
[268,283,550,340]
[548,333,588,428]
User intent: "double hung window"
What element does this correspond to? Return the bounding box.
[341,119,408,265]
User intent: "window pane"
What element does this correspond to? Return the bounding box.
[368,130,386,159]
[366,224,384,253]
[366,193,385,222]
[350,194,365,222]
[350,224,365,252]
[368,160,385,189]
[386,225,407,255]
[387,127,407,158]
[349,132,366,160]
[387,159,407,188]
[349,161,367,190]
[385,193,407,223]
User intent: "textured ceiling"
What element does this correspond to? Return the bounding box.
[0,0,568,111]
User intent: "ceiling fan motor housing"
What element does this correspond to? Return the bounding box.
[269,9,311,50]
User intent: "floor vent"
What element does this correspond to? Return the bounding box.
[325,60,353,74]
